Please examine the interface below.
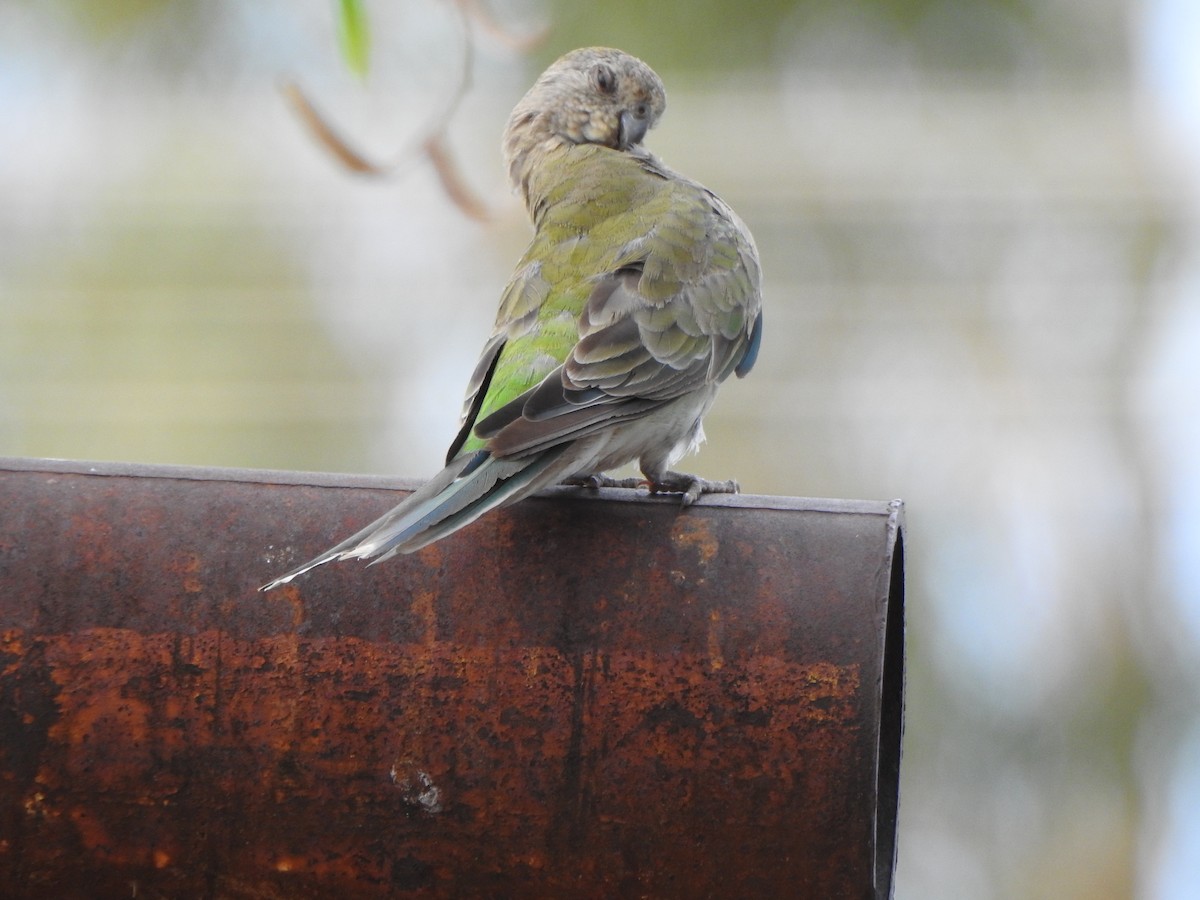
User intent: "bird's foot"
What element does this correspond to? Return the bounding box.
[562,473,648,491]
[648,471,740,506]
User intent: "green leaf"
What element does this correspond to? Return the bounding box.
[336,0,370,79]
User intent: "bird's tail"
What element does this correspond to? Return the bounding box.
[260,446,569,591]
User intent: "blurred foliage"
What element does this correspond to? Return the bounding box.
[525,0,1041,74]
[45,0,179,37]
[335,0,371,79]
[29,0,1116,81]
[2,143,379,471]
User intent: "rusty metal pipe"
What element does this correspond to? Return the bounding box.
[0,457,904,899]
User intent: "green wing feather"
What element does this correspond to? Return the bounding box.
[455,144,761,459]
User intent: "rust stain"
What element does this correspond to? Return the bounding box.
[411,588,438,646]
[707,608,726,670]
[171,552,204,593]
[0,460,904,899]
[8,626,865,895]
[671,515,720,564]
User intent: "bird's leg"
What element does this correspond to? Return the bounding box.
[646,471,740,506]
[562,473,648,490]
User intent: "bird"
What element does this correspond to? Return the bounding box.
[261,47,762,591]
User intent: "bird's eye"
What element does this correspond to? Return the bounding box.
[633,102,649,119]
[592,64,617,95]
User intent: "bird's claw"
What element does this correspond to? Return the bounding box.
[564,472,739,505]
[563,474,648,491]
[648,471,740,506]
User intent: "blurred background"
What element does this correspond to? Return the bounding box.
[2,0,1198,896]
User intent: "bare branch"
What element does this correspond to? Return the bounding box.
[424,132,492,222]
[280,80,391,176]
[282,0,513,220]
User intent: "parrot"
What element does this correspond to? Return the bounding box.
[261,47,762,591]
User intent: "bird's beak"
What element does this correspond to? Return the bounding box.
[618,109,649,149]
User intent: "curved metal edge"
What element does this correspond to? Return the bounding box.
[0,456,900,517]
[0,456,425,492]
[873,500,906,899]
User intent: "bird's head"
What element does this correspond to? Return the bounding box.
[503,47,667,194]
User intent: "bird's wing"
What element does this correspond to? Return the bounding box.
[445,250,577,457]
[474,177,762,458]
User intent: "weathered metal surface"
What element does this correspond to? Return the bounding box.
[0,457,904,899]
